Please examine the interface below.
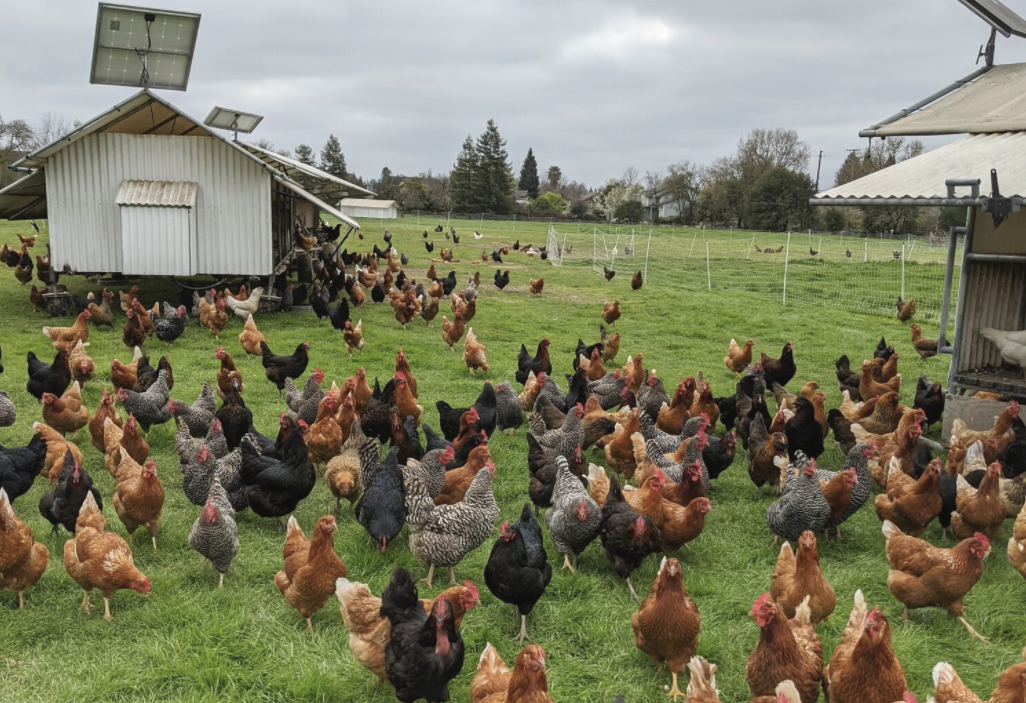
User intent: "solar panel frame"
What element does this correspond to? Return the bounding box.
[956,0,1026,38]
[203,107,264,134]
[90,3,201,91]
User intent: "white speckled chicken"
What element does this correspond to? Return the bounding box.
[546,455,602,572]
[766,452,831,544]
[187,474,239,588]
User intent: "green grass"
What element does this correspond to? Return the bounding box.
[0,216,1016,703]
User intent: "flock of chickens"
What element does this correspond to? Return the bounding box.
[4,224,1026,703]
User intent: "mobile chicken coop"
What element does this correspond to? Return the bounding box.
[813,0,1026,430]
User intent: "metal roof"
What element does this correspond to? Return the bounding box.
[870,63,1026,137]
[116,180,198,207]
[339,198,396,208]
[239,143,375,197]
[0,169,48,220]
[274,177,360,230]
[813,133,1026,205]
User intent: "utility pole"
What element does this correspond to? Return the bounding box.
[815,150,824,191]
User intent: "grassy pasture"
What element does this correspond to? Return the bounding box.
[0,215,1015,703]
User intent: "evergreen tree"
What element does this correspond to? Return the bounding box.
[518,147,540,199]
[294,144,315,165]
[449,135,479,213]
[474,119,516,215]
[319,135,347,178]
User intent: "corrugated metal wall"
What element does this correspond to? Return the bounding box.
[47,133,272,275]
[956,261,1026,371]
[121,205,195,275]
[340,205,396,219]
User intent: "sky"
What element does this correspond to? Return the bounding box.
[3,0,1026,191]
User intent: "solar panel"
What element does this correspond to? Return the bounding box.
[203,106,264,134]
[957,0,1026,38]
[90,3,201,91]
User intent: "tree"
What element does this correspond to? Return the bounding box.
[600,182,643,222]
[0,114,35,188]
[834,137,925,234]
[449,135,480,212]
[546,165,563,191]
[615,199,644,223]
[662,161,706,224]
[32,112,74,149]
[530,191,565,214]
[473,119,516,215]
[622,166,639,187]
[294,144,315,165]
[319,135,347,178]
[377,167,401,201]
[744,167,816,232]
[399,177,429,211]
[518,148,540,199]
[821,207,847,233]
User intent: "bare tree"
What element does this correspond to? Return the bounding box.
[0,114,35,188]
[663,161,706,224]
[32,112,75,149]
[622,165,639,187]
[644,170,664,193]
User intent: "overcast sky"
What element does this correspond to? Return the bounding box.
[3,0,1026,191]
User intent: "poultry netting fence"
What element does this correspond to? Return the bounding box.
[548,225,961,330]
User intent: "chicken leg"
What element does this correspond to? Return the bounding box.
[305,617,313,631]
[218,573,225,589]
[516,614,529,642]
[448,567,456,585]
[420,564,436,589]
[958,616,990,642]
[561,554,576,573]
[668,671,684,701]
[102,596,112,621]
[80,590,92,613]
[627,577,641,602]
[18,592,25,609]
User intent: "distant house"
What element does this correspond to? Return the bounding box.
[643,188,681,221]
[338,198,399,220]
[515,189,531,206]
[578,191,602,214]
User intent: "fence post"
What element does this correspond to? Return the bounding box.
[706,241,712,291]
[818,237,822,256]
[782,231,791,306]
[416,210,420,227]
[687,231,698,259]
[864,238,868,263]
[643,229,651,280]
[901,244,906,300]
[746,233,756,259]
[592,229,597,272]
[512,214,516,233]
[480,213,484,230]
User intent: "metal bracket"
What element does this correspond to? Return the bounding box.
[945,178,981,200]
[980,169,1021,228]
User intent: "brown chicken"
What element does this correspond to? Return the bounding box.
[745,594,822,703]
[130,298,155,337]
[200,297,230,338]
[29,284,45,313]
[339,577,479,686]
[952,463,1005,541]
[471,643,553,703]
[771,531,836,625]
[113,452,165,551]
[624,352,646,394]
[441,310,467,351]
[392,288,421,328]
[464,327,489,376]
[605,410,642,480]
[868,413,923,486]
[1009,500,1026,581]
[748,414,789,492]
[110,347,143,391]
[88,388,123,454]
[632,557,701,701]
[215,347,244,400]
[820,468,858,537]
[274,515,348,630]
[624,470,668,528]
[435,445,493,505]
[394,372,423,427]
[43,309,90,352]
[307,394,342,466]
[875,458,942,536]
[63,493,151,620]
[931,655,1026,703]
[42,388,89,436]
[67,340,96,387]
[630,270,644,291]
[122,309,147,349]
[657,378,696,434]
[724,338,755,377]
[529,278,545,295]
[896,297,916,323]
[0,488,49,609]
[882,520,990,641]
[395,348,419,398]
[325,420,374,514]
[879,352,899,382]
[859,360,901,400]
[689,381,719,429]
[839,391,878,423]
[855,392,903,435]
[87,290,116,329]
[659,496,711,552]
[518,370,540,411]
[910,323,937,360]
[600,325,621,362]
[343,319,364,357]
[579,348,606,382]
[32,422,84,481]
[238,313,267,357]
[602,300,621,326]
[822,590,907,703]
[950,401,1019,464]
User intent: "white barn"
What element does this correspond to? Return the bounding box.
[338,198,399,220]
[0,89,371,278]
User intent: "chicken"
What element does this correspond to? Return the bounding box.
[337,576,479,686]
[393,372,423,428]
[188,474,239,588]
[274,515,348,629]
[112,453,165,551]
[914,373,946,429]
[149,305,187,345]
[306,394,342,466]
[130,298,155,337]
[236,312,267,357]
[785,397,824,460]
[460,326,490,376]
[86,290,116,329]
[260,341,310,391]
[822,590,907,703]
[39,452,103,533]
[910,324,938,360]
[745,594,822,703]
[285,369,325,426]
[108,414,150,469]
[979,327,1026,376]
[241,419,316,525]
[747,413,789,492]
[485,505,552,641]
[951,463,1005,541]
[225,286,263,320]
[771,531,835,625]
[950,401,1019,464]
[631,557,701,702]
[854,392,903,435]
[199,297,230,338]
[67,339,95,387]
[42,309,90,352]
[600,475,660,601]
[604,409,643,479]
[544,455,602,572]
[116,369,172,432]
[109,347,143,391]
[355,446,406,553]
[766,454,831,543]
[602,300,621,325]
[441,311,467,351]
[470,643,552,703]
[495,381,525,435]
[1009,499,1026,580]
[895,296,916,323]
[41,387,89,436]
[437,444,493,505]
[0,487,49,609]
[213,346,244,400]
[381,567,466,703]
[725,338,755,377]
[599,324,621,362]
[882,520,990,641]
[88,388,122,454]
[26,349,71,400]
[529,277,545,295]
[931,656,1026,703]
[325,420,377,514]
[874,458,942,536]
[63,493,150,620]
[859,360,902,400]
[121,309,147,349]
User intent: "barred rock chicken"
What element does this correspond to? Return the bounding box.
[0,488,49,609]
[601,475,660,601]
[274,515,348,629]
[766,454,830,544]
[167,383,215,438]
[149,305,187,345]
[63,493,150,621]
[406,464,499,588]
[546,456,602,572]
[284,369,325,427]
[188,474,239,588]
[882,520,990,641]
[495,381,524,435]
[632,557,701,702]
[771,531,835,625]
[116,369,171,432]
[745,594,822,703]
[0,390,17,428]
[485,504,552,642]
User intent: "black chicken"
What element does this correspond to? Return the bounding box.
[329,298,350,332]
[484,504,552,642]
[494,269,510,290]
[603,266,615,281]
[361,378,396,443]
[760,342,796,389]
[390,411,424,465]
[439,271,457,297]
[515,339,552,386]
[39,452,103,534]
[311,286,331,320]
[260,341,310,391]
[490,250,502,263]
[512,239,520,251]
[26,350,71,401]
[914,373,945,429]
[240,418,315,525]
[371,281,386,304]
[784,397,824,460]
[600,475,660,601]
[563,367,590,410]
[472,382,498,437]
[0,434,47,504]
[215,381,254,450]
[874,336,894,361]
[355,446,406,553]
[703,430,737,480]
[424,241,435,253]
